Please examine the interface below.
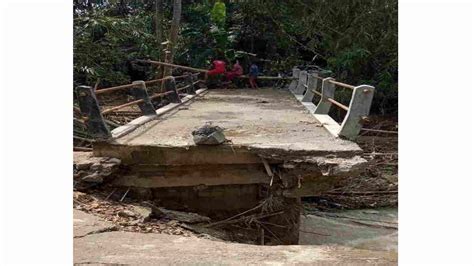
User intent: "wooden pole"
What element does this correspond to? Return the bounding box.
[137,60,208,73]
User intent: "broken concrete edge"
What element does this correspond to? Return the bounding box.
[93,141,364,164]
[110,88,209,139]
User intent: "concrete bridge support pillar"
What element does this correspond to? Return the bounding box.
[302,72,319,102]
[288,68,300,92]
[338,85,375,140]
[164,77,181,103]
[294,71,308,95]
[314,78,336,114]
[75,85,111,140]
[186,73,196,95]
[131,81,156,116]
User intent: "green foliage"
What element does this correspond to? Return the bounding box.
[237,0,398,115]
[74,8,161,87]
[73,0,398,115]
[210,1,226,28]
[176,1,233,67]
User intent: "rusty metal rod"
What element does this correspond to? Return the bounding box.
[328,80,355,90]
[311,90,349,111]
[74,146,92,152]
[137,60,208,73]
[95,83,137,95]
[101,98,144,115]
[95,74,193,95]
[177,85,190,92]
[236,75,295,80]
[143,76,173,86]
[101,85,194,115]
[96,77,171,95]
[150,90,179,100]
[360,128,398,134]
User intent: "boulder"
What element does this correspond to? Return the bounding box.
[192,125,227,145]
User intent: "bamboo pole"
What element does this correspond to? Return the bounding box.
[137,60,208,73]
[236,75,295,80]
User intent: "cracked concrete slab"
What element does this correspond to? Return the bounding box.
[74,230,396,265]
[74,209,116,238]
[300,209,398,252]
[73,204,397,265]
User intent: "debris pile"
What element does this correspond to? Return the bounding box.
[73,152,122,189]
[304,136,398,210]
[73,191,208,237]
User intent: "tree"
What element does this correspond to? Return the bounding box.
[154,0,163,44]
[163,0,182,78]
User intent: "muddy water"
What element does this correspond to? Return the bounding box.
[299,208,398,253]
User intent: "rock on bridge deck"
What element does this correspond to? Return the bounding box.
[94,88,362,165]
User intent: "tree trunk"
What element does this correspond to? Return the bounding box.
[163,0,182,77]
[154,0,163,44]
[154,0,164,79]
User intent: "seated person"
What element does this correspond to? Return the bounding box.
[225,60,243,81]
[205,59,226,89]
[207,60,226,77]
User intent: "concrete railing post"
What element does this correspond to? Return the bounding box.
[131,81,156,116]
[186,73,196,95]
[338,85,375,140]
[75,85,111,140]
[314,78,336,114]
[288,67,300,92]
[302,72,319,102]
[294,70,308,95]
[164,77,181,103]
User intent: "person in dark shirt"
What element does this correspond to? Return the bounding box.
[249,62,259,89]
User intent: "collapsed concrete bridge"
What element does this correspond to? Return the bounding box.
[75,64,375,244]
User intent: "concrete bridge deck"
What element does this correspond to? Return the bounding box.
[94,88,362,164]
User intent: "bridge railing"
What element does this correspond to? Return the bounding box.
[74,72,203,140]
[288,68,375,140]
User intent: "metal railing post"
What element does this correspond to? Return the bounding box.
[288,68,300,92]
[314,78,336,114]
[75,85,111,140]
[338,85,375,140]
[302,72,319,102]
[164,77,181,103]
[294,70,308,95]
[131,81,157,116]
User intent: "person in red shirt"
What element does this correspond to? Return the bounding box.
[207,60,226,76]
[225,60,243,82]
